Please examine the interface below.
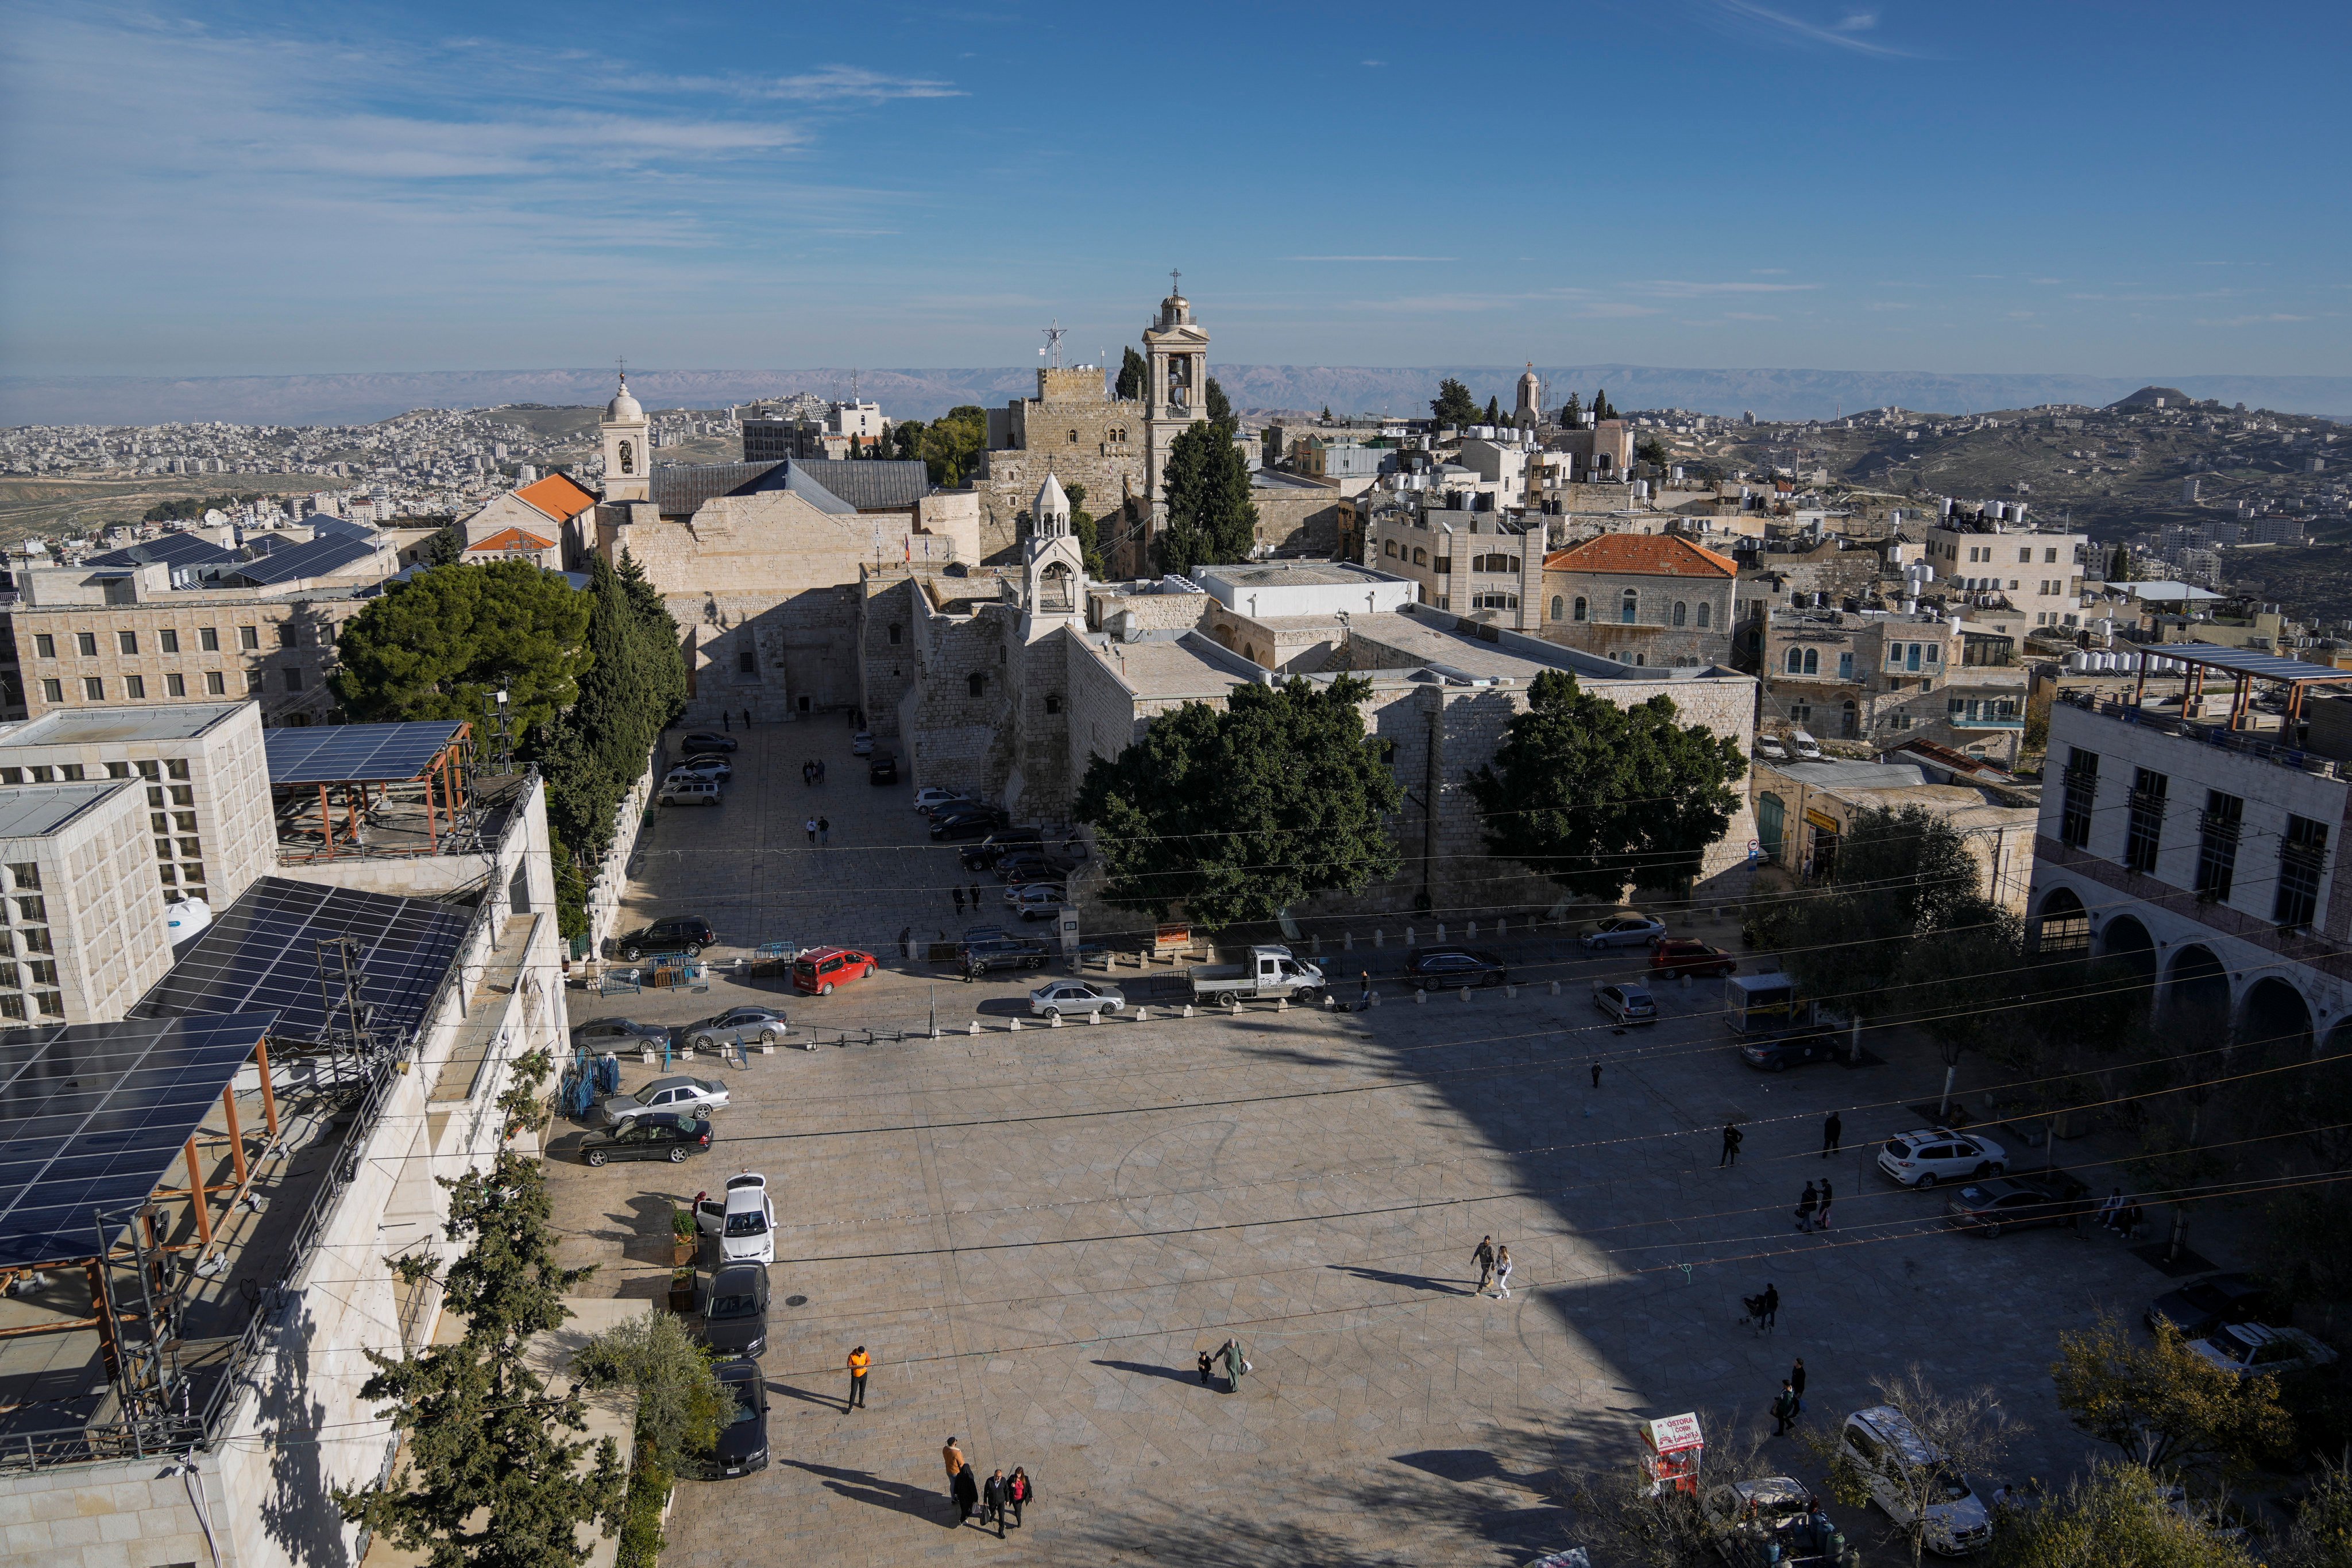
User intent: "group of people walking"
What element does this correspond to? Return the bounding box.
[1471,1235,1515,1298]
[1793,1179,1835,1233]
[941,1437,1034,1535]
[1196,1338,1252,1392]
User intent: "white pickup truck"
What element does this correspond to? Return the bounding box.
[1189,944,1328,1006]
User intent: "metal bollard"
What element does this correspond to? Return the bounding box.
[1136,1005,1150,1021]
[1405,926,1416,945]
[969,1020,981,1036]
[1310,934,1322,955]
[1374,928,1384,948]
[1505,986,1516,999]
[1497,915,1508,935]
[1344,930,1354,951]
[1182,1003,1195,1018]
[1467,920,1477,938]
[1550,980,1561,996]
[1415,988,1426,1005]
[1370,991,1382,1007]
[1436,923,1447,941]
[1459,986,1471,1003]
[1010,1017,1024,1031]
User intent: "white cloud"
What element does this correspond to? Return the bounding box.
[1711,0,1915,56]
[1630,280,1819,297]
[762,65,964,102]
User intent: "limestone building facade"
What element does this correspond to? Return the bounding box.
[976,366,1146,564]
[1541,533,1739,667]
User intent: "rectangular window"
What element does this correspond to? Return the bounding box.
[159,864,177,885]
[14,896,46,924]
[284,668,303,691]
[2060,747,2098,849]
[737,649,756,673]
[32,634,53,658]
[166,673,186,696]
[2045,547,2059,563]
[2277,814,2329,927]
[1905,644,1921,672]
[278,625,297,648]
[154,837,174,861]
[160,628,179,654]
[0,996,22,1022]
[1925,645,1941,665]
[2019,547,2032,564]
[118,629,137,654]
[137,760,159,781]
[166,759,188,780]
[38,679,60,705]
[205,671,225,695]
[124,675,145,700]
[7,863,39,892]
[177,836,202,859]
[172,811,195,831]
[106,762,129,778]
[75,631,96,656]
[32,991,61,1019]
[238,625,259,650]
[2125,768,2166,874]
[2196,791,2243,902]
[82,676,103,701]
[169,785,192,806]
[200,627,219,652]
[246,671,263,694]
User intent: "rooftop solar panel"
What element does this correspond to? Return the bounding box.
[309,516,381,545]
[85,534,239,571]
[230,535,380,586]
[266,721,465,785]
[2152,642,2352,685]
[0,1013,275,1269]
[133,878,470,1051]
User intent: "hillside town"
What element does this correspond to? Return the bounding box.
[0,281,2349,1568]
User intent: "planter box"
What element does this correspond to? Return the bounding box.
[673,1237,697,1266]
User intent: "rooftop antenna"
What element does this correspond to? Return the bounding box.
[1040,320,1066,370]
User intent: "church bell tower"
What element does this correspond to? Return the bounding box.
[1141,274,1211,546]
[600,372,651,504]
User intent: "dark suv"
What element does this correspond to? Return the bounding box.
[609,916,716,960]
[959,829,1047,871]
[1402,946,1510,990]
[959,936,1052,976]
[930,807,1010,841]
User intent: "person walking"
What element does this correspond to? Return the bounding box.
[846,1345,870,1411]
[1359,971,1373,1010]
[816,759,827,783]
[1790,1357,1807,1411]
[983,1468,1009,1536]
[818,815,831,846]
[1591,1061,1603,1090]
[1719,1122,1744,1167]
[721,711,731,732]
[1795,1181,1819,1234]
[1759,1283,1780,1330]
[1816,1179,1834,1231]
[1822,1111,1842,1158]
[1491,1245,1513,1300]
[1221,1337,1248,1393]
[1008,1466,1032,1528]
[1197,1347,1215,1385]
[970,882,982,911]
[1771,1378,1800,1436]
[2118,1199,2144,1241]
[741,708,751,730]
[804,816,817,846]
[1472,1235,1496,1295]
[953,1459,979,1524]
[953,885,967,916]
[942,1436,968,1512]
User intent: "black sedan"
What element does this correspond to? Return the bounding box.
[1403,947,1510,990]
[2147,1272,2279,1339]
[702,1262,770,1358]
[930,809,1009,841]
[571,1016,671,1052]
[687,1358,770,1480]
[680,732,739,754]
[1738,1032,1845,1071]
[577,1112,712,1167]
[610,916,716,960]
[960,831,1045,871]
[1942,1171,2094,1237]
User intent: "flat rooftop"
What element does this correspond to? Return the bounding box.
[0,704,246,748]
[1347,607,1729,683]
[1082,631,1263,700]
[0,781,133,841]
[1196,561,1396,590]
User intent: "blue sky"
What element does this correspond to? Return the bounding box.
[2,1,2345,379]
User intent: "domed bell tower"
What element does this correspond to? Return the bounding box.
[600,372,650,504]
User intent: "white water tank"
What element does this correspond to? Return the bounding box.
[167,896,213,946]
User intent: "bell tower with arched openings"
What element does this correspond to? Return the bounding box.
[600,371,651,504]
[1141,273,1210,544]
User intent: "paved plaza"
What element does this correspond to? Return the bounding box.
[543,719,2215,1565]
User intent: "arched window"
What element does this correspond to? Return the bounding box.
[1067,430,1079,443]
[1242,644,1258,664]
[1573,597,1587,622]
[1786,647,1805,674]
[1550,596,1565,621]
[1044,693,1062,714]
[1696,601,1710,628]
[967,673,987,697]
[1412,548,1427,566]
[1802,647,1820,675]
[617,439,635,476]
[1673,601,1688,627]
[1620,590,1637,624]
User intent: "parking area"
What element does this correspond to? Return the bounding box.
[544,719,2219,1565]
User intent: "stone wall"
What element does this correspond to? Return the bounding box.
[1251,487,1353,557]
[1540,568,1736,667]
[899,589,1018,800]
[1006,634,1076,822]
[973,384,1147,563]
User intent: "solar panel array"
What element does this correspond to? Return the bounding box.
[309,516,382,546]
[266,721,464,785]
[133,877,471,1050]
[2160,641,2352,686]
[0,1013,275,1269]
[86,534,239,572]
[229,534,380,586]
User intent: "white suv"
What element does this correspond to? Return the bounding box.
[1837,1405,1994,1557]
[1876,1128,2006,1189]
[2188,1322,2336,1379]
[697,1172,776,1265]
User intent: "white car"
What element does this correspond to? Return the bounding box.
[1584,914,1667,950]
[913,788,972,815]
[852,731,875,755]
[1838,1405,1994,1557]
[1876,1127,2007,1189]
[1701,1476,1818,1549]
[1592,982,1658,1025]
[1030,979,1125,1019]
[658,778,722,808]
[1005,883,1068,920]
[597,1073,731,1125]
[2188,1323,2337,1379]
[666,758,733,783]
[699,1172,776,1266]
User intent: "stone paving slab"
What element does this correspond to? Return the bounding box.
[538,719,2209,1565]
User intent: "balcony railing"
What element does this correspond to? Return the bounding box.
[2059,689,2352,781]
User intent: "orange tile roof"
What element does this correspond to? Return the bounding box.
[467,527,558,553]
[514,473,600,522]
[1543,532,1737,580]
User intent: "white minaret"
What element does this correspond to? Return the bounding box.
[1514,364,1542,431]
[600,373,650,504]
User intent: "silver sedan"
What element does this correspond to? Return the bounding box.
[679,1006,791,1053]
[1028,979,1126,1019]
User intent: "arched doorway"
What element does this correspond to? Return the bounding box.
[2033,886,2089,955]
[2238,976,2314,1059]
[2099,912,2157,979]
[2165,944,2231,1048]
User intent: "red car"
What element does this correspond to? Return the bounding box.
[1650,939,1737,978]
[791,947,878,996]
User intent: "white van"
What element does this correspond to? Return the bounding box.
[658,778,722,808]
[1837,1405,1993,1556]
[1789,728,1824,761]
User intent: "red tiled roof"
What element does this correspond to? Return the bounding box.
[467,527,557,553]
[514,473,600,522]
[1543,533,1737,579]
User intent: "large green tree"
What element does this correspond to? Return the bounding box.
[1986,1462,2259,1568]
[1115,346,1148,402]
[1206,376,1233,426]
[1157,419,1258,576]
[1466,670,1745,902]
[334,1152,621,1567]
[2052,1313,2293,1481]
[1430,377,1480,427]
[1074,674,1402,928]
[917,405,988,486]
[334,559,592,737]
[1064,482,1108,579]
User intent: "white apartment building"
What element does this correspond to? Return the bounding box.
[1921,509,2090,637]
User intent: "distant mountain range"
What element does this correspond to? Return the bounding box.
[5,365,2347,428]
